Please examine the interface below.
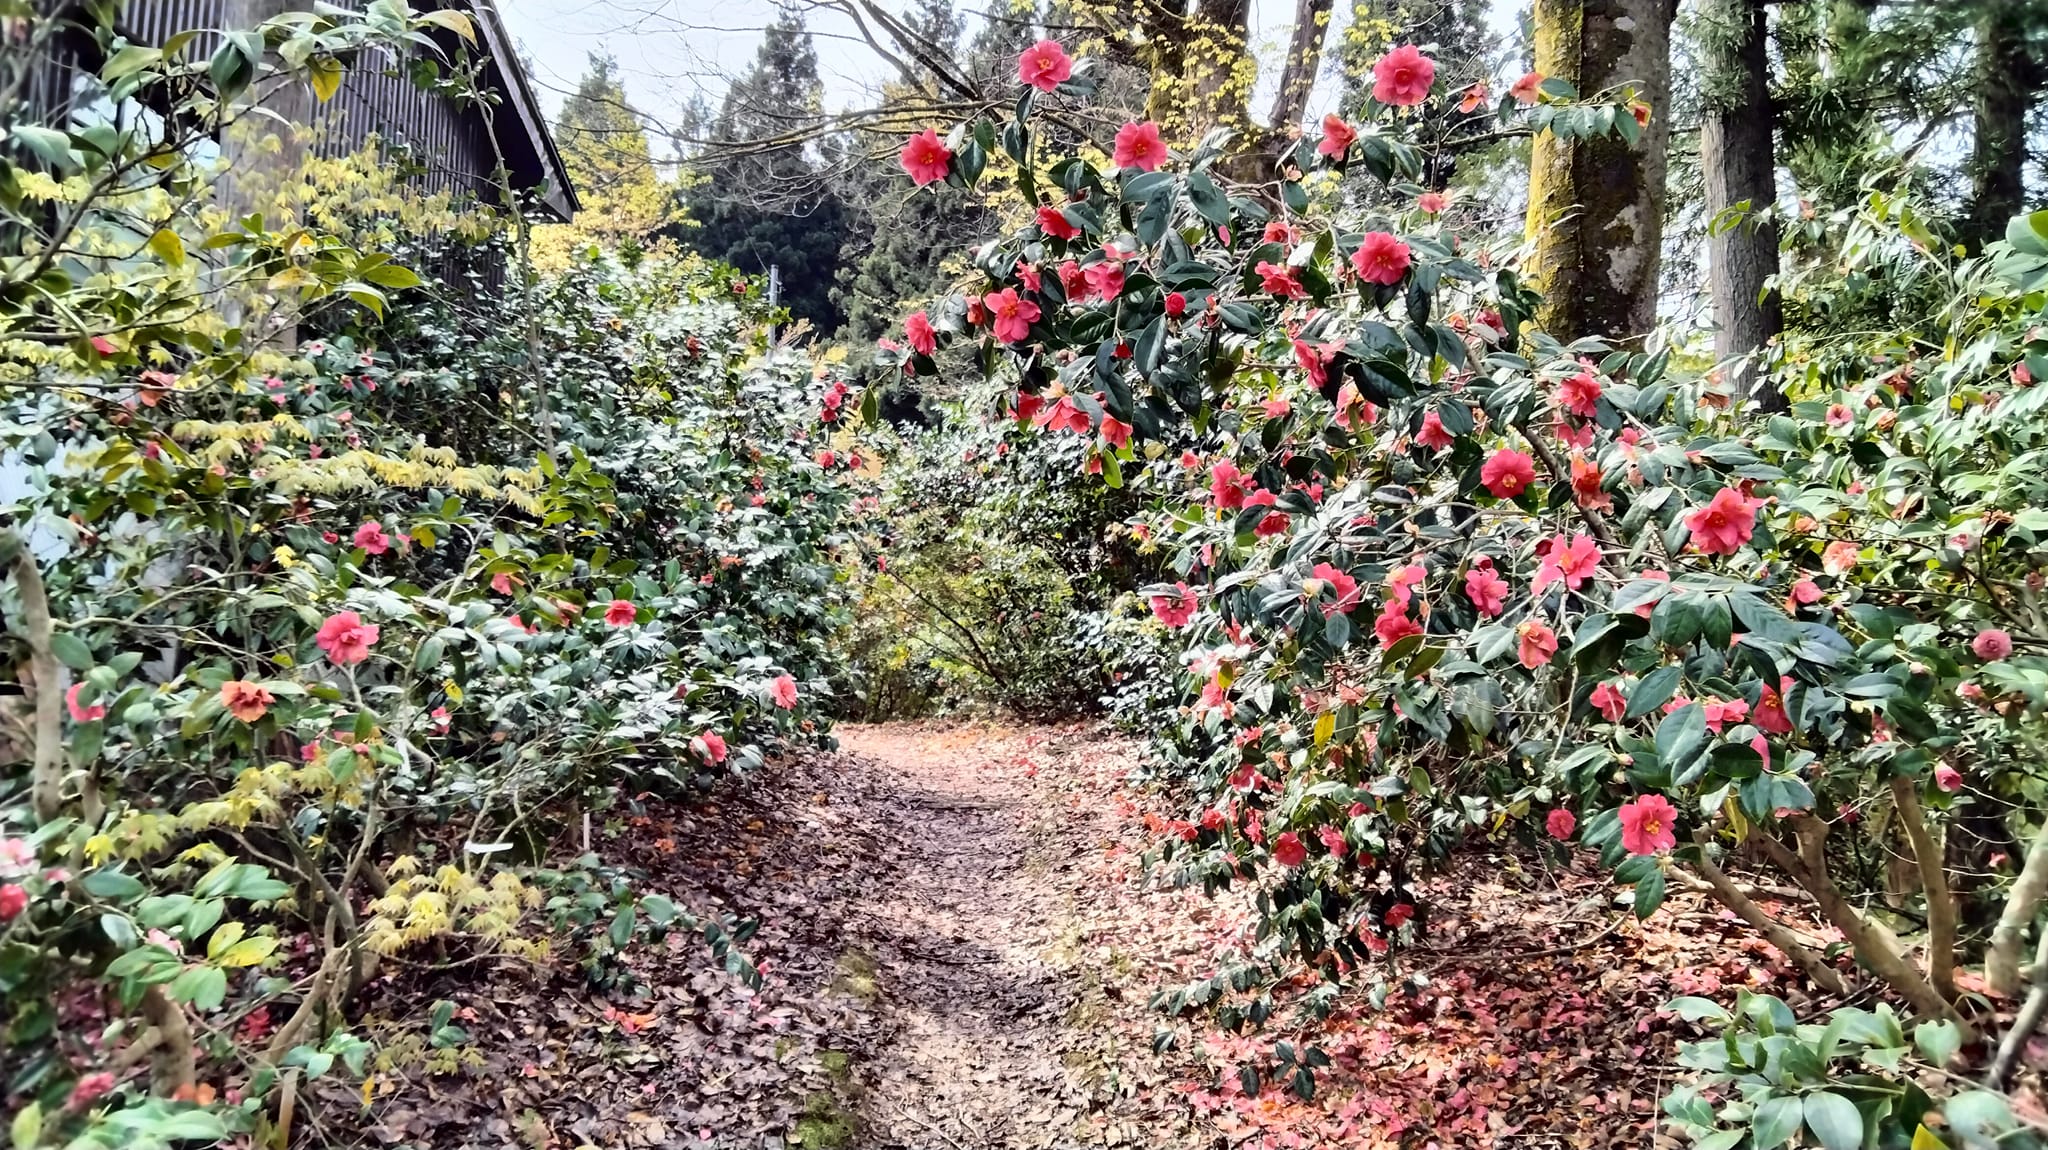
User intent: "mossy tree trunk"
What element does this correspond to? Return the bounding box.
[1524,0,1678,343]
[1965,0,2044,250]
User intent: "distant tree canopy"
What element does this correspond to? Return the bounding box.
[680,13,852,335]
[535,53,679,270]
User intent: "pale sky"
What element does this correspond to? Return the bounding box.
[495,0,1527,148]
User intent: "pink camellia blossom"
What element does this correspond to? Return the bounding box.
[1083,260,1125,301]
[1821,540,1859,575]
[1056,259,1088,300]
[904,311,938,355]
[1510,71,1544,104]
[899,129,952,186]
[1417,191,1447,214]
[1272,831,1307,867]
[1036,204,1081,240]
[1416,410,1455,450]
[1036,394,1091,435]
[1934,764,1964,792]
[1590,681,1628,722]
[1755,678,1795,734]
[1211,461,1249,510]
[1685,488,1757,556]
[1787,578,1822,609]
[220,680,275,723]
[1016,39,1072,91]
[353,521,391,555]
[698,731,728,764]
[1317,825,1347,857]
[1629,569,1671,619]
[1150,583,1199,627]
[1309,563,1363,616]
[1371,44,1436,106]
[1533,532,1603,595]
[66,683,105,723]
[769,674,799,710]
[1263,220,1300,245]
[1557,371,1602,418]
[431,706,451,733]
[983,288,1041,343]
[815,449,837,468]
[1701,697,1750,734]
[1826,403,1855,427]
[1387,563,1427,602]
[1480,449,1537,498]
[1456,81,1489,113]
[1546,808,1576,841]
[491,572,515,595]
[1374,599,1423,647]
[1261,397,1291,420]
[604,599,637,627]
[1112,120,1168,171]
[1619,794,1678,855]
[0,839,32,872]
[1351,231,1412,285]
[1100,416,1132,449]
[1317,114,1358,158]
[1464,566,1508,617]
[0,884,27,920]
[1972,628,2014,660]
[67,1071,115,1111]
[1254,261,1306,299]
[1517,620,1558,669]
[315,610,380,666]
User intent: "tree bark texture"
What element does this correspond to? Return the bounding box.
[1524,0,1678,343]
[1966,0,2040,249]
[1700,0,1784,410]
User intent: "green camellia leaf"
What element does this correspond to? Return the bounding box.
[1751,1094,1803,1149]
[1802,1091,1864,1150]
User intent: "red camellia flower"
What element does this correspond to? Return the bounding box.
[770,674,799,710]
[1149,583,1198,627]
[1036,204,1080,240]
[66,1071,115,1111]
[1350,231,1412,285]
[1516,620,1558,668]
[220,680,275,723]
[1416,410,1455,450]
[1464,566,1508,617]
[1112,120,1168,171]
[697,730,728,764]
[1164,291,1188,317]
[1557,371,1603,418]
[315,610,380,666]
[1533,532,1603,595]
[1100,416,1132,449]
[1546,808,1576,841]
[1570,454,1610,511]
[65,683,105,723]
[1016,38,1072,91]
[1457,80,1489,113]
[1036,394,1091,435]
[1480,448,1537,498]
[1510,71,1544,104]
[1590,680,1627,722]
[353,521,391,555]
[904,311,938,355]
[0,883,25,921]
[899,129,953,186]
[1317,114,1357,158]
[1972,628,2014,660]
[1384,902,1416,929]
[1685,487,1757,556]
[1254,261,1305,299]
[1371,44,1436,106]
[1619,794,1678,855]
[982,288,1041,343]
[1374,599,1423,646]
[604,599,637,627]
[1014,391,1045,424]
[1755,677,1795,734]
[1272,831,1307,867]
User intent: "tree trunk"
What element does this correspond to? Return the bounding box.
[1188,0,1253,141]
[1965,0,2039,250]
[1700,0,1783,410]
[1524,0,1678,343]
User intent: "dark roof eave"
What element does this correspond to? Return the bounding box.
[468,0,578,221]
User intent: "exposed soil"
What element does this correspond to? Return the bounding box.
[341,721,1850,1150]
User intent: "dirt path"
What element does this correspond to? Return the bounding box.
[359,720,1753,1150]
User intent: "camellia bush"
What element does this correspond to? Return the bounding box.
[872,33,2048,1144]
[1,7,848,1146]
